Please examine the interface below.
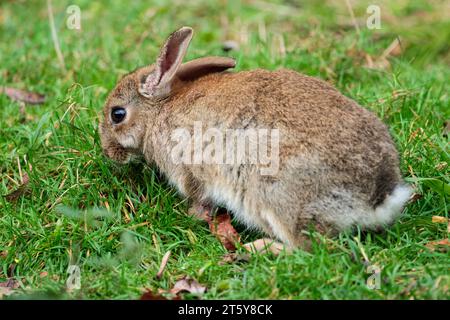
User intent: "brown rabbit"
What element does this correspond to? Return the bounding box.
[99,27,412,251]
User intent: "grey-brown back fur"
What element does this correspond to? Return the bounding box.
[100,27,410,248]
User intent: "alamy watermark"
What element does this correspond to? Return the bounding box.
[66,5,81,30]
[366,5,381,30]
[170,122,280,176]
[366,265,381,290]
[66,264,81,290]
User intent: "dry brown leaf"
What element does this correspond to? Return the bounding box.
[156,250,171,279]
[169,276,206,296]
[432,216,448,224]
[0,278,19,299]
[140,289,179,300]
[425,239,450,251]
[189,206,241,251]
[4,172,30,203]
[208,212,241,251]
[140,290,167,300]
[0,87,46,105]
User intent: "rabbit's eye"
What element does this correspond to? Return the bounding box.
[111,107,126,124]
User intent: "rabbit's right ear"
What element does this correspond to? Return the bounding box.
[139,27,193,98]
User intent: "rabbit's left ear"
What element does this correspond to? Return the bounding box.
[139,27,193,98]
[177,57,236,81]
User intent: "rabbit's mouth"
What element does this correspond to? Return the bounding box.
[102,145,131,164]
[103,143,143,164]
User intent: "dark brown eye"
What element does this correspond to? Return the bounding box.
[111,107,126,124]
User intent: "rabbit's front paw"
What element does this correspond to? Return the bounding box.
[243,238,292,255]
[187,202,213,222]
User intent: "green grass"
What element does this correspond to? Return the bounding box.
[0,0,449,299]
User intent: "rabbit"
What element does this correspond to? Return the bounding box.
[99,26,412,251]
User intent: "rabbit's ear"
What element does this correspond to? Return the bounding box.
[177,57,236,81]
[139,27,193,98]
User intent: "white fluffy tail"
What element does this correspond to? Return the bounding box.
[304,184,413,232]
[362,184,413,229]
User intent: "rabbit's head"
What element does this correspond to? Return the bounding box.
[99,26,235,163]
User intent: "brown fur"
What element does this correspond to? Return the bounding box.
[99,27,410,249]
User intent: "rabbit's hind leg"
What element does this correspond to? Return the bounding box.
[258,208,314,251]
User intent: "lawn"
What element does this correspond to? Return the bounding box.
[0,0,449,299]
